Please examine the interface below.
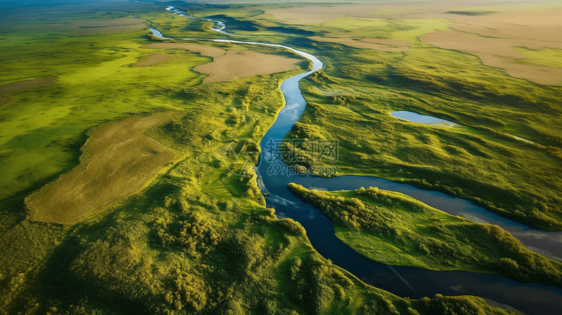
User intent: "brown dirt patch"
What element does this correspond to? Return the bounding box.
[309,36,410,52]
[193,50,301,83]
[145,43,226,58]
[26,115,177,224]
[420,30,562,85]
[133,54,170,67]
[0,77,57,95]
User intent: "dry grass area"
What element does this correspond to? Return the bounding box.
[133,54,170,67]
[193,50,301,82]
[0,77,57,95]
[309,36,410,52]
[145,43,226,58]
[0,96,9,107]
[265,1,499,24]
[265,3,379,25]
[445,8,562,42]
[26,115,177,224]
[266,0,562,85]
[265,1,562,27]
[266,1,562,84]
[420,30,562,86]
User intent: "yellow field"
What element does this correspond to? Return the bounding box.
[265,3,380,25]
[25,115,178,224]
[308,36,410,52]
[133,54,170,67]
[266,1,562,84]
[420,30,562,86]
[193,50,301,82]
[0,78,57,95]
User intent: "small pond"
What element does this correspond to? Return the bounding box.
[391,110,456,127]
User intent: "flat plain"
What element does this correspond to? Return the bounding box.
[26,115,178,224]
[194,50,302,82]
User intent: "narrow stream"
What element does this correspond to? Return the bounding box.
[151,7,562,314]
[166,5,233,35]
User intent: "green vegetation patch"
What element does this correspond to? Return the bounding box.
[0,2,537,314]
[288,183,562,287]
[277,15,562,231]
[515,47,562,68]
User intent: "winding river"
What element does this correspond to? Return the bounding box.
[152,6,562,315]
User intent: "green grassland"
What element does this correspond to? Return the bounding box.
[288,183,562,287]
[0,5,211,201]
[0,64,515,315]
[0,1,540,314]
[147,6,562,232]
[515,47,562,68]
[267,16,562,231]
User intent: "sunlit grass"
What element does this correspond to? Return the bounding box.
[515,47,562,68]
[289,184,562,287]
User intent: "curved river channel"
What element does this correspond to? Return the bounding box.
[153,6,562,315]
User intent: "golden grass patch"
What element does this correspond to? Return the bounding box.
[145,43,226,58]
[264,2,514,25]
[0,77,57,95]
[26,115,177,225]
[420,30,562,86]
[446,8,562,42]
[265,0,562,38]
[133,54,170,67]
[309,36,410,52]
[265,4,379,25]
[193,50,301,83]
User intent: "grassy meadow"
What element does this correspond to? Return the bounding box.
[264,5,562,231]
[0,26,207,201]
[288,184,562,287]
[0,52,514,314]
[0,0,555,314]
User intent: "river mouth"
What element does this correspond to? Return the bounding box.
[152,6,562,314]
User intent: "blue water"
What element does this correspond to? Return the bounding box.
[148,28,164,39]
[391,110,456,126]
[165,5,234,35]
